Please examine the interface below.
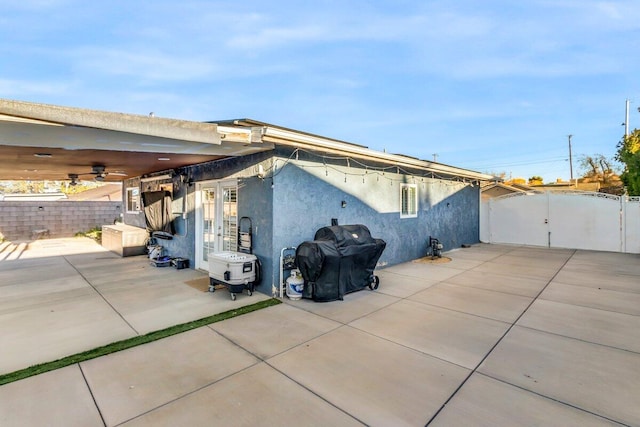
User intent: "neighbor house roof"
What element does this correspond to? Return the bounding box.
[66,183,123,202]
[481,182,536,199]
[0,192,67,201]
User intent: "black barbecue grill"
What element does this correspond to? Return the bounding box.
[295,224,386,302]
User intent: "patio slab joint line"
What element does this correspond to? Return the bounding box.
[114,360,264,426]
[475,372,634,427]
[78,363,107,426]
[539,292,640,316]
[264,358,368,426]
[517,323,640,356]
[412,299,514,325]
[63,255,139,335]
[210,310,348,362]
[206,321,366,426]
[280,297,389,326]
[424,248,578,427]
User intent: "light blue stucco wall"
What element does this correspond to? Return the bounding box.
[237,176,274,293]
[272,161,480,273]
[123,148,480,296]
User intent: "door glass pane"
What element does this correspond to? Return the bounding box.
[202,188,215,261]
[222,187,237,252]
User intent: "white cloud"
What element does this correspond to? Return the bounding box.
[227,25,328,49]
[69,48,220,82]
[222,9,491,52]
[3,0,72,10]
[596,1,625,19]
[0,78,72,96]
[399,1,640,79]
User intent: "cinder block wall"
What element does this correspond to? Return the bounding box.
[0,201,122,241]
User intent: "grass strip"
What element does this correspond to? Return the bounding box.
[0,298,281,386]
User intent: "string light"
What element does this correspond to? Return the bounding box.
[257,148,480,187]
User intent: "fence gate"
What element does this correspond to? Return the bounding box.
[482,192,640,253]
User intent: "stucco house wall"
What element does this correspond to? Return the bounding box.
[271,152,479,270]
[122,147,480,296]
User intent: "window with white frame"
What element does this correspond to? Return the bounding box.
[126,187,141,213]
[400,183,418,218]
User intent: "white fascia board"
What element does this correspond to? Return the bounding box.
[217,125,252,143]
[262,126,493,181]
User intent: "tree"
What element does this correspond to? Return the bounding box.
[616,130,640,196]
[0,179,104,195]
[1,180,46,194]
[578,154,619,185]
[528,176,543,185]
[59,181,103,195]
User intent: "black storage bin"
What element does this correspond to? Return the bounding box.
[171,257,190,269]
[296,224,386,302]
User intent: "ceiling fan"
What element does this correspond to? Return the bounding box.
[67,165,127,185]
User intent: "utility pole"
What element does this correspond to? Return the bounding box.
[568,134,574,182]
[625,99,630,137]
[432,153,438,162]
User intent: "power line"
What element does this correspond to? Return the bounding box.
[464,157,568,170]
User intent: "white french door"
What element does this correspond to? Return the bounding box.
[195,179,238,270]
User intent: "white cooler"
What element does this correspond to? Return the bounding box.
[208,251,258,300]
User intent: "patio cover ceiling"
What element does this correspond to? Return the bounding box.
[0,99,272,182]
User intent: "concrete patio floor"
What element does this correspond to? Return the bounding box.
[0,238,271,375]
[1,239,639,426]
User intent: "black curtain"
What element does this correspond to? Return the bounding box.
[141,191,175,235]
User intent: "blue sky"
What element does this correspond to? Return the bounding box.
[2,0,640,182]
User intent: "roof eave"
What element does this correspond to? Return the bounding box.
[260,125,494,181]
[0,98,221,145]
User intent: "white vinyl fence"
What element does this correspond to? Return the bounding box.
[481,192,640,253]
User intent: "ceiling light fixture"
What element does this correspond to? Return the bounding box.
[158,157,171,161]
[33,153,52,158]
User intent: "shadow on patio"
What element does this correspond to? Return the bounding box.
[0,237,271,376]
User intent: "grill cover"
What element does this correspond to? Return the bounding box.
[296,224,386,302]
